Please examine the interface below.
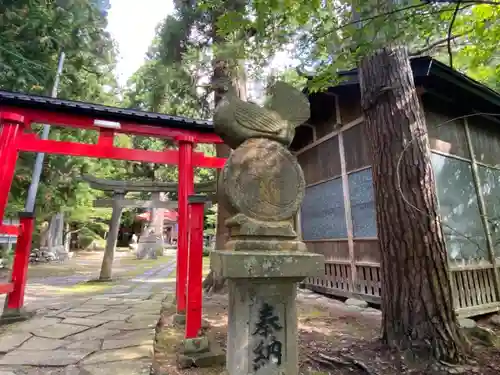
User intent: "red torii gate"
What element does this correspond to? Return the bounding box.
[0,90,224,338]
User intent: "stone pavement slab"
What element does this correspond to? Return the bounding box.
[61,317,110,327]
[99,320,156,331]
[54,311,96,318]
[0,259,177,374]
[65,339,102,351]
[0,333,32,352]
[31,323,88,339]
[81,359,151,375]
[17,336,67,350]
[86,311,132,321]
[102,336,154,350]
[12,317,60,332]
[0,349,93,366]
[69,327,122,341]
[81,345,152,364]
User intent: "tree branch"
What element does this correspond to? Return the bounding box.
[409,32,467,56]
[447,3,461,68]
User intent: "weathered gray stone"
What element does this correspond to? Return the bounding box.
[89,312,132,321]
[364,307,382,315]
[102,337,153,350]
[99,320,155,331]
[62,317,109,327]
[490,314,500,327]
[57,311,97,318]
[177,348,226,369]
[0,349,92,366]
[109,329,154,341]
[31,323,88,339]
[80,298,125,306]
[468,326,500,347]
[127,314,158,324]
[459,318,477,329]
[65,339,102,351]
[17,336,66,350]
[12,317,60,332]
[211,250,324,279]
[225,279,302,375]
[221,138,304,216]
[0,332,32,352]
[81,359,152,375]
[172,313,186,326]
[345,298,368,308]
[69,306,108,313]
[81,345,152,364]
[181,336,209,354]
[70,327,121,341]
[0,370,16,375]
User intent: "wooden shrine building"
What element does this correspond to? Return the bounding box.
[293,56,500,318]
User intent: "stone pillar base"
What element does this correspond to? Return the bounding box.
[0,307,36,326]
[211,250,323,280]
[172,313,186,326]
[176,336,226,369]
[172,313,210,330]
[211,250,324,375]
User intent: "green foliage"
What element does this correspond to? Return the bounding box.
[78,227,102,249]
[203,1,500,92]
[0,1,123,237]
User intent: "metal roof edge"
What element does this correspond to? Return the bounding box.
[0,90,214,129]
[427,59,500,108]
[306,56,500,110]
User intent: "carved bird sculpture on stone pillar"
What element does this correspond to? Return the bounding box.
[212,77,311,150]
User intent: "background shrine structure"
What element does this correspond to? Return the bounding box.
[0,90,224,339]
[294,56,500,318]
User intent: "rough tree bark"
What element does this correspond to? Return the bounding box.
[358,46,469,363]
[202,27,248,294]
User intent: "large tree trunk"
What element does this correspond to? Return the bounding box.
[203,20,248,293]
[358,46,468,363]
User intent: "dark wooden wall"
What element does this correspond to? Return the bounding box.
[296,89,500,317]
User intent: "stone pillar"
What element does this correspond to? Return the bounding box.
[99,192,124,280]
[210,138,324,375]
[151,192,165,239]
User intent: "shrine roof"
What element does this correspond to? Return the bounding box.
[307,56,500,116]
[0,90,214,132]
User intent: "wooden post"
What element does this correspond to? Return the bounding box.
[338,131,357,292]
[185,195,206,338]
[176,136,195,314]
[4,212,35,311]
[463,119,500,300]
[0,112,24,220]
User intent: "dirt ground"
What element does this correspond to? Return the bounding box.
[154,289,500,375]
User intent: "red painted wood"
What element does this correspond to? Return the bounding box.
[0,106,228,319]
[185,198,205,338]
[6,214,35,309]
[0,115,23,220]
[0,283,14,294]
[0,224,21,236]
[1,106,224,144]
[16,134,226,169]
[176,138,194,314]
[97,129,115,147]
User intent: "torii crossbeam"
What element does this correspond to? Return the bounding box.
[0,90,225,337]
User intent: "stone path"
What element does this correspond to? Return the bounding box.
[0,259,176,375]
